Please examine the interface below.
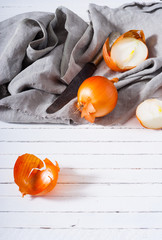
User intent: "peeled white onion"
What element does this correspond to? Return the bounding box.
[136,99,162,129]
[111,37,148,69]
[103,30,148,72]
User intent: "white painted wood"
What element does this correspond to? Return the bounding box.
[1,154,162,169]
[0,153,162,169]
[0,183,162,198]
[0,141,162,155]
[1,212,162,228]
[1,229,162,240]
[0,0,162,239]
[1,196,162,212]
[2,168,162,183]
[1,183,162,197]
[0,128,161,142]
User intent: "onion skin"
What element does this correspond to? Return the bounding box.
[77,76,118,123]
[103,30,148,72]
[103,37,125,72]
[14,154,60,197]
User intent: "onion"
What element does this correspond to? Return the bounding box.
[136,99,162,129]
[103,30,148,72]
[77,76,118,123]
[14,154,60,197]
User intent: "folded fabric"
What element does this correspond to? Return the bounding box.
[0,2,162,125]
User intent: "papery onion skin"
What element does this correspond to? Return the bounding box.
[77,76,118,123]
[14,154,60,197]
[103,30,148,72]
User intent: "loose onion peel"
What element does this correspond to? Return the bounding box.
[77,76,118,123]
[103,30,148,72]
[136,99,162,129]
[14,154,60,197]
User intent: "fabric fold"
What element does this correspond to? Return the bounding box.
[0,2,162,125]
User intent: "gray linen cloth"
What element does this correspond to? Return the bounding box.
[0,2,162,125]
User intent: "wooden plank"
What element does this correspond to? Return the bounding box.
[1,212,162,228]
[1,169,162,184]
[1,183,162,197]
[1,196,162,212]
[1,154,162,169]
[0,142,162,155]
[0,1,162,239]
[0,128,160,142]
[1,228,162,240]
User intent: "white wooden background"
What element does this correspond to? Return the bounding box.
[0,0,162,240]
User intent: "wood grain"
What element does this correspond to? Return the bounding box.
[0,1,162,239]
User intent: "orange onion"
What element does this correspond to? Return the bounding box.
[77,76,118,123]
[103,30,148,72]
[14,154,60,197]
